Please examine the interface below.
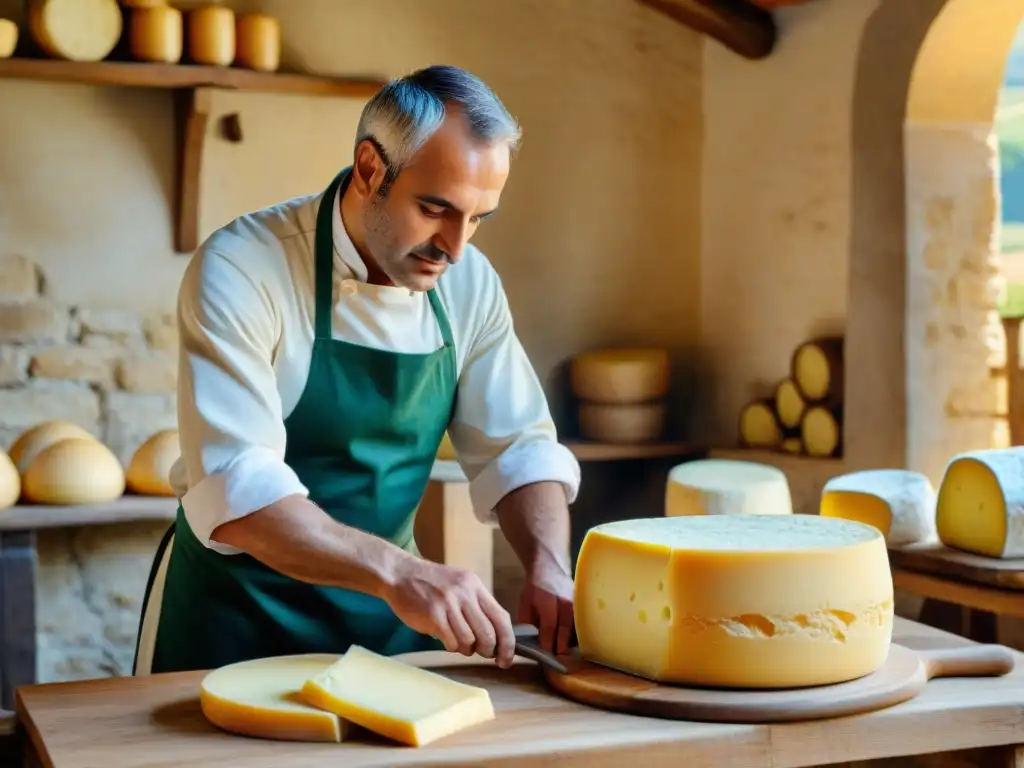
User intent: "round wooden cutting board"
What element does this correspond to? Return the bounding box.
[541,643,1015,723]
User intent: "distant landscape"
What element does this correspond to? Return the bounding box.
[999,25,1024,316]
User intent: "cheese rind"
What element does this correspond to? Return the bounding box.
[200,654,347,742]
[300,645,494,747]
[820,469,936,546]
[571,348,670,404]
[665,459,793,517]
[575,515,894,689]
[936,448,1024,558]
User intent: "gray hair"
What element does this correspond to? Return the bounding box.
[355,65,521,192]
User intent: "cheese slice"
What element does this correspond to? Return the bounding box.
[665,459,793,517]
[820,469,936,547]
[300,645,494,747]
[574,514,894,689]
[936,448,1024,558]
[200,654,348,742]
[571,348,670,404]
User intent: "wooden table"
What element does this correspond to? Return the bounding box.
[11,617,1024,768]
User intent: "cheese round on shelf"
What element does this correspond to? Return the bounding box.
[187,4,235,66]
[574,514,894,689]
[9,420,96,475]
[126,429,180,496]
[28,0,123,62]
[0,18,18,58]
[0,451,20,509]
[22,437,126,506]
[578,402,665,444]
[820,469,936,547]
[235,13,280,72]
[571,349,670,404]
[129,4,182,63]
[664,459,792,517]
[936,448,1024,558]
[201,654,348,742]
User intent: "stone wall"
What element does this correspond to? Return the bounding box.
[0,254,177,683]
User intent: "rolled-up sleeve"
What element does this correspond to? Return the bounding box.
[447,275,581,524]
[176,246,309,555]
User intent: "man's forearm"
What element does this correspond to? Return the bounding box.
[210,494,415,600]
[495,481,572,573]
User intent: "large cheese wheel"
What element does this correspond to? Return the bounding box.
[936,448,1024,558]
[0,18,18,58]
[0,452,21,509]
[571,349,670,404]
[300,645,495,747]
[820,469,936,547]
[235,13,280,72]
[201,654,348,742]
[188,4,234,66]
[665,459,792,517]
[129,4,182,63]
[27,0,123,62]
[574,514,894,688]
[126,429,180,496]
[9,420,95,475]
[22,437,126,506]
[578,402,665,444]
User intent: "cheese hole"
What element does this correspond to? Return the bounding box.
[629,591,636,602]
[597,599,606,610]
[638,610,647,623]
[657,580,664,591]
[737,614,776,637]
[827,609,857,626]
[661,606,671,622]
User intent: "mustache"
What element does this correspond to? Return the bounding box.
[411,243,450,263]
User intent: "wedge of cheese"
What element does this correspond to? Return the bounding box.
[665,459,793,517]
[820,469,936,547]
[936,448,1024,558]
[200,654,348,742]
[574,514,894,689]
[300,645,494,747]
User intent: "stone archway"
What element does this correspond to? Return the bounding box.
[846,0,1024,485]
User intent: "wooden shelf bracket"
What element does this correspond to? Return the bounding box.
[174,87,212,254]
[637,0,777,60]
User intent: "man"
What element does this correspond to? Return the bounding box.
[131,64,581,676]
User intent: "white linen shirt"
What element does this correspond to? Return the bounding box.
[170,185,581,556]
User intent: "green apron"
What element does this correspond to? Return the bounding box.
[141,167,454,673]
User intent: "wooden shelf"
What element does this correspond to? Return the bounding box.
[637,0,776,60]
[0,495,178,532]
[0,57,388,253]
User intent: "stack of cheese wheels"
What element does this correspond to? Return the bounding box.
[27,0,123,62]
[574,514,894,688]
[664,458,793,517]
[126,429,180,496]
[10,420,125,505]
[820,469,936,547]
[935,447,1024,558]
[571,348,670,444]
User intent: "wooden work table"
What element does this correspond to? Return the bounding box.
[11,617,1024,768]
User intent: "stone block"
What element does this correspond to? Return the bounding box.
[29,345,118,388]
[72,308,143,344]
[115,351,177,393]
[0,381,101,443]
[143,314,177,352]
[102,391,177,466]
[0,301,69,344]
[0,346,30,386]
[0,255,41,302]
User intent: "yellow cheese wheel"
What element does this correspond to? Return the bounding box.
[574,514,893,688]
[235,13,280,72]
[0,451,21,509]
[129,4,182,63]
[436,431,456,461]
[27,0,123,62]
[0,18,19,58]
[571,349,670,405]
[578,401,665,444]
[126,429,180,496]
[188,4,234,66]
[9,420,96,475]
[201,654,348,743]
[22,437,126,506]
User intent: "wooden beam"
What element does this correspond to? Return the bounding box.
[637,0,777,60]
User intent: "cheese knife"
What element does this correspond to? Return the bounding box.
[513,623,569,674]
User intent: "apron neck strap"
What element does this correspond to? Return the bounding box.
[314,167,456,349]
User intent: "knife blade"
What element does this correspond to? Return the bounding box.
[512,624,569,674]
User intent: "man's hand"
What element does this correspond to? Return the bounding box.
[383,557,517,668]
[517,556,575,656]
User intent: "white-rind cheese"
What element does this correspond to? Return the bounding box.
[575,514,894,689]
[936,447,1024,559]
[820,469,936,547]
[665,459,793,517]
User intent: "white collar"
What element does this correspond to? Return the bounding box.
[330,185,417,304]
